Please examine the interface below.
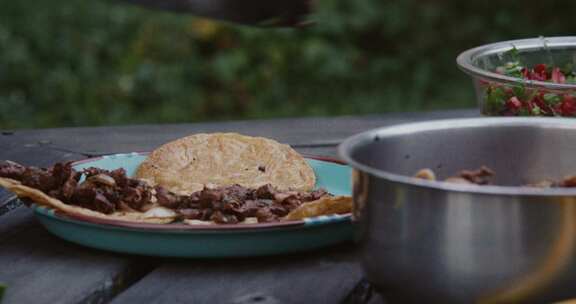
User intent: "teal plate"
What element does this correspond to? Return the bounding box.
[28,153,353,257]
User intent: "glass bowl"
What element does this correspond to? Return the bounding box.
[457,36,576,117]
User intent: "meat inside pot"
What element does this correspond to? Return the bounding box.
[414,166,576,188]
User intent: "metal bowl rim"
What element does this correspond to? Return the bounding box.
[456,36,576,90]
[338,117,576,197]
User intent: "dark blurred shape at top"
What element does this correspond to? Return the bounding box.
[119,0,312,27]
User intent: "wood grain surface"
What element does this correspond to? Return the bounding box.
[0,110,476,304]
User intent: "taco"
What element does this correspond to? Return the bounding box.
[0,133,352,225]
[0,166,176,224]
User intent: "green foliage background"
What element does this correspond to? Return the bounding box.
[1,0,575,128]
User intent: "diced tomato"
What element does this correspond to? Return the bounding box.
[558,95,576,116]
[534,64,547,74]
[490,60,576,116]
[532,94,551,115]
[529,71,547,81]
[529,64,548,81]
[505,96,522,114]
[521,68,529,79]
[551,68,566,83]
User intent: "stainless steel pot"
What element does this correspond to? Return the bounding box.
[339,117,576,303]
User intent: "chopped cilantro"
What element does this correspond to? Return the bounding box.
[484,85,506,114]
[511,85,527,100]
[504,46,520,62]
[482,58,576,116]
[543,93,561,105]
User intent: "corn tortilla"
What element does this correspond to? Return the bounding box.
[284,196,353,221]
[135,133,316,194]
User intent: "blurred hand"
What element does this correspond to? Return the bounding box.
[118,0,313,27]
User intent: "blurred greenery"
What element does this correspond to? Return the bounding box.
[1,0,575,128]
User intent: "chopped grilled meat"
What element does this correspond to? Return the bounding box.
[210,210,239,224]
[155,186,181,209]
[122,186,152,211]
[255,208,279,223]
[274,191,298,203]
[256,184,276,199]
[87,174,116,187]
[0,161,332,223]
[109,168,128,187]
[414,166,576,189]
[60,171,81,200]
[198,209,213,221]
[51,162,81,200]
[180,193,201,209]
[83,167,107,177]
[178,208,202,219]
[0,161,26,179]
[21,167,58,192]
[415,166,495,185]
[303,188,328,201]
[199,188,224,208]
[280,197,300,210]
[558,176,576,187]
[71,187,115,214]
[458,166,495,185]
[269,204,289,216]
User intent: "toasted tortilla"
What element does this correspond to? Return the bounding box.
[135,133,315,194]
[283,196,353,221]
[0,177,176,224]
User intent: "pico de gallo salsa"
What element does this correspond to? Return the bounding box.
[481,49,576,116]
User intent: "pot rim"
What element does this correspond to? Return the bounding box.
[338,117,576,197]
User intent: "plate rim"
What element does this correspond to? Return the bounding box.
[30,153,352,232]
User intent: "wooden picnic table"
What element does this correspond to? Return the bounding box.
[0,109,476,304]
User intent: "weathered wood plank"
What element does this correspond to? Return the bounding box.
[111,244,362,304]
[100,136,358,304]
[0,147,158,304]
[0,141,345,304]
[1,110,477,156]
[0,188,12,205]
[341,278,387,304]
[0,110,477,304]
[0,147,82,236]
[0,223,157,304]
